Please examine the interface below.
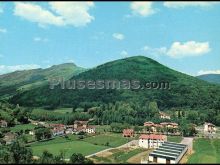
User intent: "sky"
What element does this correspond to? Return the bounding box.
[0,1,220,76]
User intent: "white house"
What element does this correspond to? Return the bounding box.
[65,128,74,134]
[139,134,167,149]
[204,122,216,134]
[51,125,65,137]
[159,111,171,120]
[29,130,35,135]
[85,126,96,134]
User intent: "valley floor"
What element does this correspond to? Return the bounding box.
[187,138,220,163]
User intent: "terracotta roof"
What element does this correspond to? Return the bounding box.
[74,120,88,125]
[160,122,178,126]
[170,122,178,126]
[123,129,134,133]
[139,134,166,140]
[52,127,65,132]
[87,126,96,129]
[160,122,169,125]
[49,124,65,128]
[144,121,155,126]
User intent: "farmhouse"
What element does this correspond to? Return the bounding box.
[74,120,88,130]
[65,125,74,134]
[148,142,188,164]
[159,111,171,119]
[85,126,96,134]
[0,120,8,128]
[204,122,216,134]
[144,121,157,132]
[50,124,65,136]
[74,120,96,134]
[160,122,178,129]
[139,134,167,149]
[123,129,134,137]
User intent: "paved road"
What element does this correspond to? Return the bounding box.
[181,137,193,153]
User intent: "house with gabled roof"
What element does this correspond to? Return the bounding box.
[139,134,167,149]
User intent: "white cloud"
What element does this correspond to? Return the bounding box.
[167,41,211,58]
[164,2,219,9]
[142,41,210,58]
[120,50,128,57]
[49,2,94,27]
[130,2,156,17]
[0,64,41,75]
[113,33,124,40]
[14,2,94,27]
[14,2,64,27]
[34,37,48,42]
[0,28,7,33]
[197,70,220,75]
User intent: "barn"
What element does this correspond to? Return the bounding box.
[148,141,187,164]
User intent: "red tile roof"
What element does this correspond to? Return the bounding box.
[144,121,154,126]
[139,134,166,140]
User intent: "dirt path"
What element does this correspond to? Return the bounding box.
[180,137,194,163]
[85,140,138,158]
[127,149,153,164]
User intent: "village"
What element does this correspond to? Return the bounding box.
[0,110,219,164]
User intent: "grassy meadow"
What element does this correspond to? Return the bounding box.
[187,138,220,163]
[29,133,130,158]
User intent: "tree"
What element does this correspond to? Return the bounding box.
[8,141,33,164]
[39,150,54,164]
[148,101,160,118]
[215,114,220,126]
[35,128,52,141]
[178,110,181,119]
[70,153,93,164]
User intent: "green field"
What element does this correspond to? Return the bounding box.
[84,133,131,147]
[30,136,107,158]
[95,125,111,133]
[30,133,130,158]
[167,136,183,143]
[187,138,220,163]
[53,108,73,114]
[10,124,36,132]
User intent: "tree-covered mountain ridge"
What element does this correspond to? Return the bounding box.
[10,55,220,111]
[0,63,85,99]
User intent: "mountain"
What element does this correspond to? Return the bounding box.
[10,56,220,110]
[0,63,85,99]
[197,74,220,84]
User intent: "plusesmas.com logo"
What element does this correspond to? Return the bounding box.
[49,78,170,90]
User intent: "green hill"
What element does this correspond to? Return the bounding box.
[197,74,220,84]
[10,56,220,111]
[0,63,85,99]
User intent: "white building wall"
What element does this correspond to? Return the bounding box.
[170,160,176,164]
[139,139,149,148]
[139,139,164,149]
[85,128,95,134]
[157,157,166,164]
[148,156,153,162]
